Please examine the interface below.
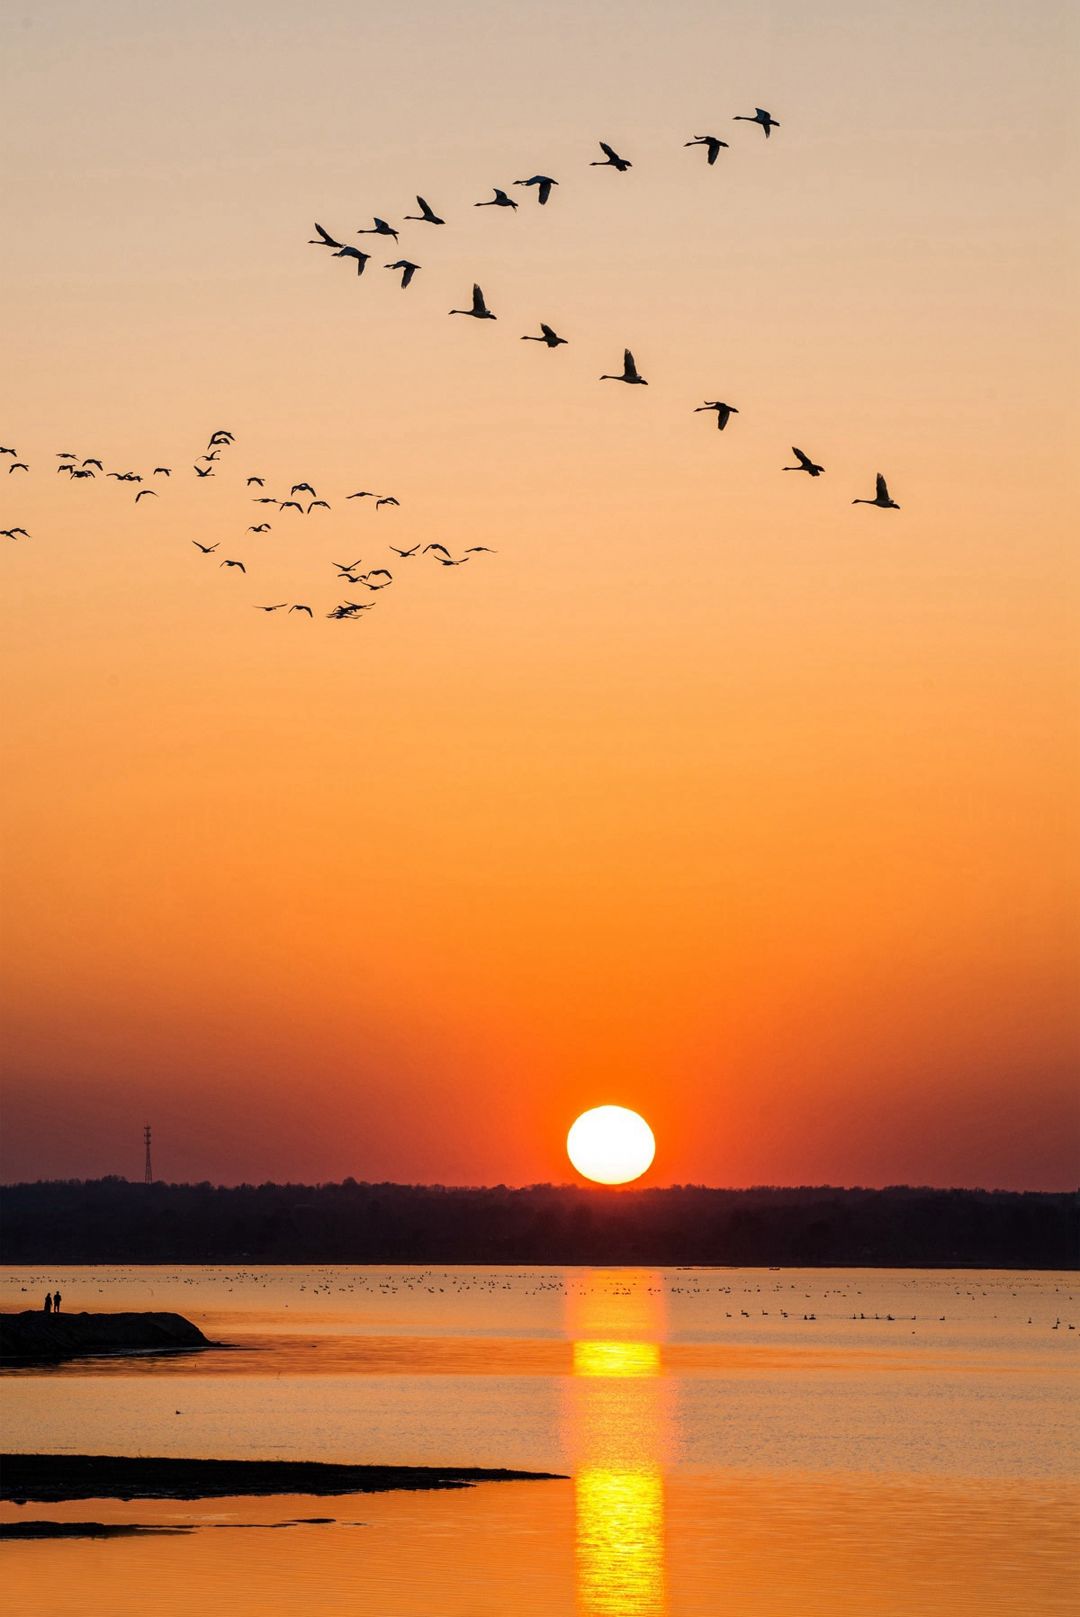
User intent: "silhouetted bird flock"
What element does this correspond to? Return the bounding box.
[4,111,902,622]
[305,117,900,514]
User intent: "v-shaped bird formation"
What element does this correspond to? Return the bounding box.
[5,110,901,630]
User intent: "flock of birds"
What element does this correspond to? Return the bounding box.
[0,429,497,621]
[304,119,902,514]
[4,109,904,623]
[13,1268,1073,1338]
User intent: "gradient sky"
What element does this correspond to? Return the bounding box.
[1,0,1077,1189]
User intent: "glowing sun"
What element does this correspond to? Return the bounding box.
[567,1105,656,1185]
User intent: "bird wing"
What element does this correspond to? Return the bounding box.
[471,283,486,312]
[793,447,812,469]
[876,473,889,500]
[425,544,450,556]
[623,349,637,377]
[599,142,618,160]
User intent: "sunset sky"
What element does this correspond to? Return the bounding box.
[2,0,1077,1189]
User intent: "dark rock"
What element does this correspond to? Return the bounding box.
[0,1311,212,1365]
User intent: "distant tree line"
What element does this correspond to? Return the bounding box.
[0,1179,1075,1267]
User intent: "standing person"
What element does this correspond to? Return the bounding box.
[43,1292,52,1314]
[52,1291,61,1313]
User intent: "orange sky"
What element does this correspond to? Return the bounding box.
[1,0,1077,1188]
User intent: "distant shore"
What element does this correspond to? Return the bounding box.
[0,1310,213,1365]
[2,1454,566,1503]
[1,1179,1075,1267]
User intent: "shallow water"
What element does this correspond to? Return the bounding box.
[2,1266,1077,1615]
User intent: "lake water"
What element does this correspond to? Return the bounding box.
[1,1266,1077,1615]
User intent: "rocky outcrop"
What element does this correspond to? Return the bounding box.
[0,1310,211,1364]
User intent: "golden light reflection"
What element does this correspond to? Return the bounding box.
[565,1271,670,1617]
[573,1340,661,1379]
[576,1468,666,1617]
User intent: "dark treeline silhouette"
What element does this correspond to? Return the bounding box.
[1,1179,1075,1268]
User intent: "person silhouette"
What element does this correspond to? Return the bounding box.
[52,1291,61,1313]
[43,1292,52,1314]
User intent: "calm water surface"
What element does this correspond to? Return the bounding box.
[1,1266,1076,1615]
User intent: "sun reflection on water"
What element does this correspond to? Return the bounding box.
[565,1271,670,1617]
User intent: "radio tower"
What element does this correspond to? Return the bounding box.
[143,1124,153,1185]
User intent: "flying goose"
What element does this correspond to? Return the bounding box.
[475,188,518,209]
[784,447,824,476]
[591,141,631,171]
[386,259,420,288]
[450,284,495,319]
[852,473,900,509]
[357,217,398,240]
[333,245,371,275]
[514,175,558,204]
[685,134,729,163]
[695,400,738,429]
[733,107,779,137]
[309,222,342,248]
[404,196,444,225]
[220,558,246,571]
[601,349,647,384]
[522,323,567,347]
[192,541,219,553]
